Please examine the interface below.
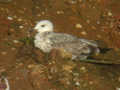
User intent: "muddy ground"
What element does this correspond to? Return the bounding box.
[0,0,120,90]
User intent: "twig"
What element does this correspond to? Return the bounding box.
[78,59,120,65]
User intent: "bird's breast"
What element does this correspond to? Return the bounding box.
[34,34,52,53]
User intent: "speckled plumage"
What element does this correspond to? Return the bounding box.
[34,20,100,60]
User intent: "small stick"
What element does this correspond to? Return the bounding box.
[78,59,120,65]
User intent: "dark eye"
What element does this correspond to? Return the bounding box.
[41,25,45,27]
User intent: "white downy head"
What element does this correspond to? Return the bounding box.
[34,20,54,33]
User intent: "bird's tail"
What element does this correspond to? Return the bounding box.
[88,45,100,55]
[89,45,112,55]
[98,47,112,54]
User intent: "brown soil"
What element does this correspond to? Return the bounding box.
[0,0,120,90]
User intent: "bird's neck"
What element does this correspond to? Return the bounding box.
[37,31,51,38]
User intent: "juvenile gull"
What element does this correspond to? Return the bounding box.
[34,20,100,60]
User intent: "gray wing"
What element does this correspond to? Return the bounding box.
[79,38,98,47]
[44,32,100,58]
[53,41,91,54]
[45,32,99,48]
[53,41,100,57]
[46,32,78,44]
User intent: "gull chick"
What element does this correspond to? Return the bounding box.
[34,20,100,60]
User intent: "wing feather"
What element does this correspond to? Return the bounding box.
[46,32,78,44]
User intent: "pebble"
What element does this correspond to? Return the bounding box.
[80,66,87,73]
[75,81,80,86]
[75,23,82,29]
[7,16,13,20]
[41,12,45,15]
[0,68,6,72]
[13,40,19,44]
[27,64,35,69]
[78,0,82,2]
[62,65,73,73]
[10,28,15,32]
[91,26,96,30]
[97,34,102,38]
[11,47,16,51]
[86,19,90,24]
[108,11,112,16]
[13,15,17,19]
[35,6,40,9]
[67,0,77,4]
[1,51,7,55]
[96,21,100,24]
[17,18,22,22]
[81,31,87,35]
[19,25,24,29]
[18,63,24,67]
[37,14,41,17]
[89,81,94,85]
[16,77,20,80]
[56,11,64,14]
[66,80,71,85]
